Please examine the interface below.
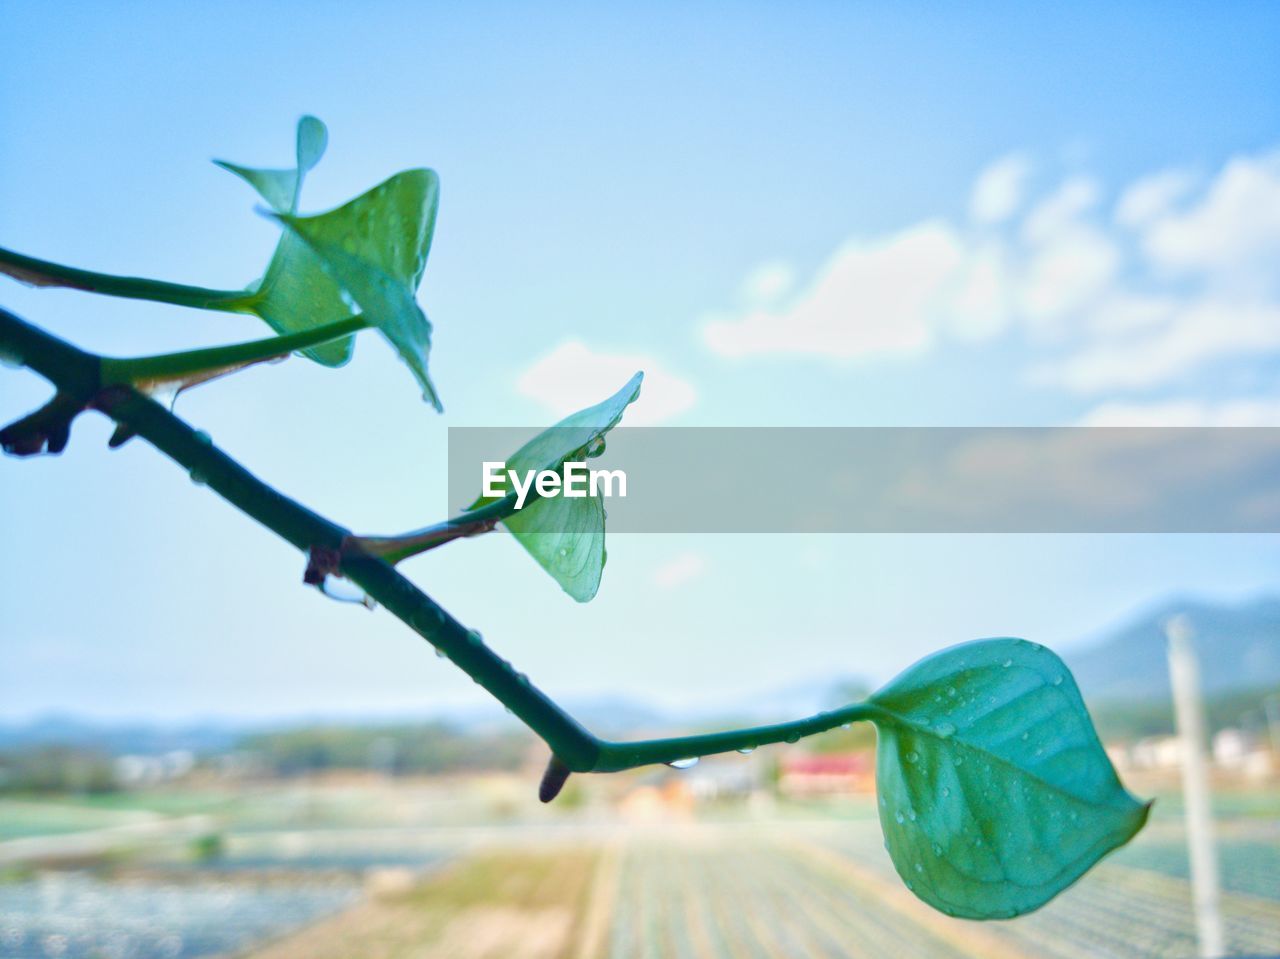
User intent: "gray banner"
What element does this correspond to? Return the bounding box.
[447,427,1280,533]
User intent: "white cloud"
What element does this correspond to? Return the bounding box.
[652,551,708,589]
[1079,397,1280,427]
[1114,169,1195,228]
[1022,177,1101,244]
[516,340,696,425]
[702,222,963,360]
[1142,151,1280,282]
[1034,301,1280,392]
[741,261,795,304]
[970,153,1033,224]
[702,144,1280,403]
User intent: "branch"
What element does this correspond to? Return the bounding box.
[0,307,867,795]
[0,245,251,312]
[101,314,371,391]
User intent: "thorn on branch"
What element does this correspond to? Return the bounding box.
[539,755,572,803]
[0,392,87,456]
[108,424,138,448]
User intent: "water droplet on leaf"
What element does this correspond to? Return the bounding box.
[667,757,699,770]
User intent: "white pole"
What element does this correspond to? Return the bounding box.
[1166,613,1226,959]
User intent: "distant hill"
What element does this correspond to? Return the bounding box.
[1065,595,1280,702]
[0,715,244,755]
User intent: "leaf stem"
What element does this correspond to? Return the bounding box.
[101,315,370,388]
[351,493,534,564]
[0,306,877,781]
[0,245,251,311]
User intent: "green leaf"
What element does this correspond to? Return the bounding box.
[215,116,353,368]
[487,373,643,602]
[868,638,1149,920]
[272,169,442,410]
[214,115,328,215]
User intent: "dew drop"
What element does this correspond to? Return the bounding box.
[946,686,956,698]
[953,756,964,767]
[1052,674,1064,686]
[189,469,207,486]
[934,722,956,739]
[914,862,924,874]
[905,750,919,764]
[0,345,23,369]
[434,647,446,659]
[840,723,852,730]
[932,843,943,856]
[319,575,375,609]
[736,746,756,755]
[905,880,914,891]
[907,808,917,822]
[894,810,905,824]
[192,430,213,445]
[1020,731,1030,741]
[557,546,569,559]
[785,733,800,744]
[941,786,951,798]
[412,608,445,632]
[1002,659,1013,668]
[667,757,699,770]
[465,629,484,646]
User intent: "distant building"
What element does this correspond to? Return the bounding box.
[778,752,873,797]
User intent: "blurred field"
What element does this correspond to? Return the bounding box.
[2,777,1278,959]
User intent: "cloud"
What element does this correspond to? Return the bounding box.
[970,152,1033,224]
[701,143,1280,400]
[1114,169,1196,228]
[516,339,696,425]
[1079,397,1280,427]
[1142,151,1280,281]
[740,261,795,304]
[652,551,707,589]
[1033,301,1280,392]
[702,222,962,360]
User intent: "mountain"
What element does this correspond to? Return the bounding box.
[1065,595,1280,702]
[0,715,244,755]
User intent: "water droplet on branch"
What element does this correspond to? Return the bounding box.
[319,575,376,610]
[666,757,699,769]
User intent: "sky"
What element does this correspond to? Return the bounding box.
[2,2,1279,723]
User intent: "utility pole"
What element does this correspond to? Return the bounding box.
[1166,613,1226,959]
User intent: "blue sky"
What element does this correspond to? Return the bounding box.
[2,2,1279,721]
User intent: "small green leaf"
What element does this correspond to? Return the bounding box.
[486,373,642,602]
[215,116,352,368]
[868,638,1149,920]
[214,115,327,214]
[272,170,442,410]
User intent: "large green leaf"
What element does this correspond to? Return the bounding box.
[868,638,1149,919]
[215,118,441,402]
[215,116,352,368]
[483,373,642,602]
[272,169,442,410]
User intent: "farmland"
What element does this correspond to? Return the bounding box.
[1,779,1277,958]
